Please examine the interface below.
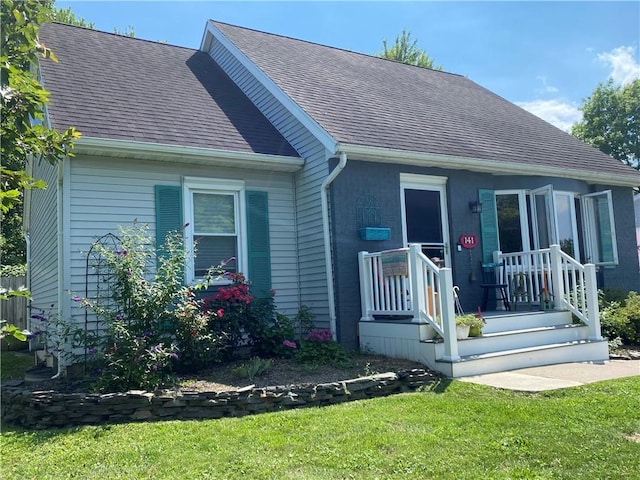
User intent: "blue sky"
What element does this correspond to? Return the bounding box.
[55,1,640,131]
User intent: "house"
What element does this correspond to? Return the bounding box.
[29,21,640,377]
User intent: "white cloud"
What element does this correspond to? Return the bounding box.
[535,75,559,94]
[515,99,582,132]
[597,46,640,85]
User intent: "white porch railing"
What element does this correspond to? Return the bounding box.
[499,244,602,341]
[358,244,460,361]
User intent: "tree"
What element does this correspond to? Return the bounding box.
[572,79,640,170]
[376,28,442,70]
[51,5,94,28]
[1,0,80,339]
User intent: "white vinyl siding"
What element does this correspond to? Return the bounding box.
[66,156,300,326]
[211,42,332,328]
[28,159,59,318]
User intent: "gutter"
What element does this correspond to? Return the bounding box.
[321,152,347,341]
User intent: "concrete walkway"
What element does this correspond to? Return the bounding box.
[459,359,640,392]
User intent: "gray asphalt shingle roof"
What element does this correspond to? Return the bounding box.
[38,23,299,158]
[212,21,637,180]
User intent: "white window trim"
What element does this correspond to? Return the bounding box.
[553,191,580,261]
[182,177,247,284]
[495,189,531,252]
[581,190,619,266]
[399,173,451,267]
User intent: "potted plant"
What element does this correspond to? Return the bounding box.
[455,314,485,339]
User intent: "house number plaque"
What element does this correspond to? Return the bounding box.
[459,233,478,249]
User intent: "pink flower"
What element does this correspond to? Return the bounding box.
[217,309,224,318]
[282,340,297,349]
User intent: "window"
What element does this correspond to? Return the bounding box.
[496,191,530,253]
[183,178,246,283]
[582,190,618,265]
[491,187,617,266]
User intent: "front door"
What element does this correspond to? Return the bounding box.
[400,173,451,267]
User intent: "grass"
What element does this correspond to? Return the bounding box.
[2,377,639,479]
[1,350,34,381]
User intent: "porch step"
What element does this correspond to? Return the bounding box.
[434,339,609,378]
[482,310,572,334]
[436,324,590,357]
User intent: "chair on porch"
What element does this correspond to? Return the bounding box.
[480,261,511,312]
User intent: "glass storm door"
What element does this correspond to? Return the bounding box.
[530,185,557,250]
[401,174,451,267]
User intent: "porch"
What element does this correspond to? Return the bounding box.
[357,244,609,377]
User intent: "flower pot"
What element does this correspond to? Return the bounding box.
[469,325,483,337]
[456,325,470,340]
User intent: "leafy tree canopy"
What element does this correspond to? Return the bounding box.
[376,28,442,70]
[51,5,94,28]
[572,79,640,170]
[1,0,80,339]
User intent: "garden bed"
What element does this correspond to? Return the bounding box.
[1,354,438,429]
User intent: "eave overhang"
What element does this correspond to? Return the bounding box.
[339,143,640,187]
[74,137,304,172]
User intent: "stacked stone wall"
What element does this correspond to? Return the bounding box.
[2,369,437,429]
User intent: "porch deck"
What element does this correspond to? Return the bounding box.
[358,245,608,378]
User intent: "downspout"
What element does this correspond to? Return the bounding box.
[51,159,65,379]
[321,151,347,341]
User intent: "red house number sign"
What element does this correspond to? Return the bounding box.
[459,233,478,249]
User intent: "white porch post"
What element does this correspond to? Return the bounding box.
[358,251,373,321]
[549,244,564,310]
[408,244,425,323]
[584,263,603,341]
[440,267,460,362]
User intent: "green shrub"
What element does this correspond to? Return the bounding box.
[231,357,272,380]
[295,329,353,368]
[599,290,640,345]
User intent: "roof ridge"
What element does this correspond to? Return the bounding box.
[209,19,465,79]
[47,21,197,52]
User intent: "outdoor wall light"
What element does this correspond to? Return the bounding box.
[469,201,483,214]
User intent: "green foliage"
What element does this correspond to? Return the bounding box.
[572,79,640,170]
[1,0,80,340]
[295,329,353,368]
[599,290,640,345]
[113,25,136,37]
[376,28,442,70]
[52,5,95,28]
[231,357,273,380]
[0,351,33,380]
[75,223,228,391]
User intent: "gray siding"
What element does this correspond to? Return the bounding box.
[330,160,640,349]
[210,42,331,328]
[28,159,59,316]
[67,156,300,327]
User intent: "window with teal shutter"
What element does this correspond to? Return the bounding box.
[246,190,272,299]
[479,189,499,263]
[154,185,183,256]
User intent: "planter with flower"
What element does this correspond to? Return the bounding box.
[455,313,485,339]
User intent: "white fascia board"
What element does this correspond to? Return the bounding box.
[339,143,640,187]
[203,22,339,155]
[74,137,304,172]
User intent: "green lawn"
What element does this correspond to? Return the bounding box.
[1,350,33,381]
[2,377,639,479]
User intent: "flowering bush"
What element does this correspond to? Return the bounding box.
[75,223,227,391]
[295,328,352,367]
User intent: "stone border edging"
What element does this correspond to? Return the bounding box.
[1,369,437,429]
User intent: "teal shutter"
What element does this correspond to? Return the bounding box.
[155,185,183,256]
[246,190,272,299]
[479,189,499,263]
